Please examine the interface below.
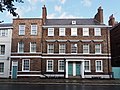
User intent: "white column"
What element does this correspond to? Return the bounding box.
[65,61,68,78]
[81,61,84,78]
[73,62,76,76]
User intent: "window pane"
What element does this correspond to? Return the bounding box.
[31,24,37,35]
[23,60,30,71]
[59,28,65,36]
[94,28,101,36]
[83,44,89,54]
[19,25,25,35]
[0,45,5,55]
[71,44,77,53]
[47,60,53,71]
[84,61,90,71]
[48,28,54,36]
[59,44,66,54]
[30,42,36,52]
[48,44,54,53]
[83,28,89,36]
[95,44,101,54]
[0,63,4,73]
[58,60,64,71]
[71,28,77,36]
[96,61,102,72]
[18,42,24,53]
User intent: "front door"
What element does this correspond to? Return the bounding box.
[68,63,73,76]
[76,63,81,76]
[12,61,18,79]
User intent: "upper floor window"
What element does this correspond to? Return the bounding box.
[84,60,91,72]
[71,44,77,54]
[59,44,66,54]
[19,25,25,35]
[59,28,65,36]
[83,44,89,54]
[0,45,5,55]
[31,24,37,35]
[83,28,89,36]
[95,44,101,54]
[47,44,54,54]
[30,42,36,53]
[71,28,77,36]
[22,59,30,71]
[94,28,101,36]
[47,60,53,72]
[58,60,64,72]
[0,30,8,36]
[96,60,103,72]
[48,28,54,36]
[18,42,24,53]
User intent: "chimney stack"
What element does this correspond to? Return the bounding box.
[108,14,115,26]
[94,6,103,24]
[42,5,47,25]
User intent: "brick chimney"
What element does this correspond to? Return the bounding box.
[108,14,115,26]
[94,6,103,24]
[42,5,47,25]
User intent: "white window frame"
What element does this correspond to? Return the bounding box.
[0,45,5,55]
[95,60,103,72]
[58,60,64,72]
[83,44,89,54]
[95,44,102,54]
[71,28,77,36]
[46,60,54,72]
[30,42,36,53]
[94,28,101,36]
[0,30,8,36]
[48,28,54,36]
[59,28,65,36]
[19,25,25,35]
[84,60,91,72]
[22,59,30,72]
[47,44,54,54]
[31,24,37,35]
[18,42,24,53]
[83,28,89,36]
[59,44,66,54]
[0,62,4,74]
[71,44,77,54]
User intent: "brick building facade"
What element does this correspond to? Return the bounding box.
[109,15,120,67]
[10,18,44,78]
[10,5,112,79]
[42,6,111,78]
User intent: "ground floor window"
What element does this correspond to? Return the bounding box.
[84,60,91,72]
[0,63,4,73]
[22,59,30,71]
[96,60,103,72]
[47,60,53,72]
[58,60,64,72]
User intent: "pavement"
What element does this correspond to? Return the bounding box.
[0,78,120,85]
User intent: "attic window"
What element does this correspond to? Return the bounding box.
[72,21,76,25]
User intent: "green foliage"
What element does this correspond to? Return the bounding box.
[0,0,23,16]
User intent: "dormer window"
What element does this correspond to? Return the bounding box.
[72,21,76,25]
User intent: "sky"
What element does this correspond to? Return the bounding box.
[0,0,120,25]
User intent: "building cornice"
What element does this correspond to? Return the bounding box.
[43,25,112,28]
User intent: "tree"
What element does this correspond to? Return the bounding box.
[0,0,23,16]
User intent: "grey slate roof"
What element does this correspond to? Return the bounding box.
[0,23,12,28]
[45,18,104,25]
